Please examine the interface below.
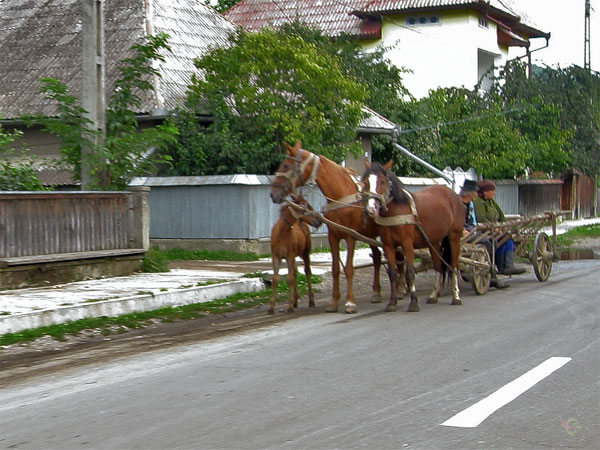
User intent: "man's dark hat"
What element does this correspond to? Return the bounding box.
[461,179,478,192]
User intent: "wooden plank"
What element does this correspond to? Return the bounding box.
[0,249,145,268]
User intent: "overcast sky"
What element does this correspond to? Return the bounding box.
[508,0,598,71]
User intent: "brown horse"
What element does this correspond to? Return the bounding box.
[362,160,465,312]
[269,195,321,315]
[270,141,386,314]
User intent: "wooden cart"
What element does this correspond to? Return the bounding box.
[457,211,565,295]
[288,201,565,296]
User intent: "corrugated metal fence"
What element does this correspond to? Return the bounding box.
[0,191,145,258]
[129,175,449,250]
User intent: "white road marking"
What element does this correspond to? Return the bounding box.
[442,357,572,428]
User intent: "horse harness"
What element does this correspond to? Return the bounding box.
[275,148,365,213]
[371,175,419,227]
[370,172,458,273]
[274,148,320,194]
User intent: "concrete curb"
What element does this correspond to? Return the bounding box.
[0,278,265,335]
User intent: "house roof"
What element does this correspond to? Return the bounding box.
[358,106,398,135]
[225,0,548,40]
[0,0,236,120]
[224,0,367,36]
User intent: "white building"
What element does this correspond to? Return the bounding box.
[225,0,549,98]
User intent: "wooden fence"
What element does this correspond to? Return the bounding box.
[0,188,149,258]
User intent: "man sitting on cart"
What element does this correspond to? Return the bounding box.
[473,180,526,276]
[460,179,508,289]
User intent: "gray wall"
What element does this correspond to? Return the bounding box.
[130,176,328,241]
[130,175,450,246]
[494,180,519,215]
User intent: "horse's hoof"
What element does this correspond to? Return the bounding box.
[287,308,295,314]
[371,292,383,304]
[267,308,274,315]
[426,297,438,304]
[309,302,316,308]
[407,304,420,312]
[385,304,397,312]
[451,299,462,306]
[325,304,338,313]
[345,303,357,314]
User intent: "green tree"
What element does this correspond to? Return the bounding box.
[390,62,572,179]
[396,87,532,178]
[498,62,599,177]
[0,124,48,191]
[276,22,412,119]
[26,33,177,190]
[274,23,412,170]
[170,27,367,175]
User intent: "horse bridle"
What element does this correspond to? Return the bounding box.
[369,171,418,226]
[273,148,320,195]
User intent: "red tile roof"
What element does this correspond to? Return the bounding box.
[225,0,548,39]
[225,0,369,36]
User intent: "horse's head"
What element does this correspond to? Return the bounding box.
[270,141,320,204]
[361,160,405,215]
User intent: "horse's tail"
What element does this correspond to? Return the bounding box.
[441,236,451,285]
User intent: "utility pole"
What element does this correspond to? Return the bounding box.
[584,0,591,71]
[81,0,105,189]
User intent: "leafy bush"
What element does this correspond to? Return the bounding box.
[0,124,48,191]
[0,160,49,191]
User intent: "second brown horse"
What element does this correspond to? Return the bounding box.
[363,160,465,312]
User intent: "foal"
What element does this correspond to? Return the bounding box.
[268,196,321,314]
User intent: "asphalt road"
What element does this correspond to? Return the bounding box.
[0,259,598,449]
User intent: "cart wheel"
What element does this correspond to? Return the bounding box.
[532,232,552,282]
[469,245,491,295]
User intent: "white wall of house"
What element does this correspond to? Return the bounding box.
[363,10,509,98]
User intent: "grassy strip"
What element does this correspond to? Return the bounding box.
[141,246,261,273]
[556,223,600,247]
[161,247,260,261]
[0,274,322,347]
[560,223,600,238]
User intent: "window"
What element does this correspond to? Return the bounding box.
[478,16,489,28]
[405,15,441,26]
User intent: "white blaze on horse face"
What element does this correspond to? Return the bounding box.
[366,173,379,214]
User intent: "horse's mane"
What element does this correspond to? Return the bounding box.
[362,162,408,205]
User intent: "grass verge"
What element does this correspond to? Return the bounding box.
[0,274,322,347]
[161,247,260,262]
[556,223,600,247]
